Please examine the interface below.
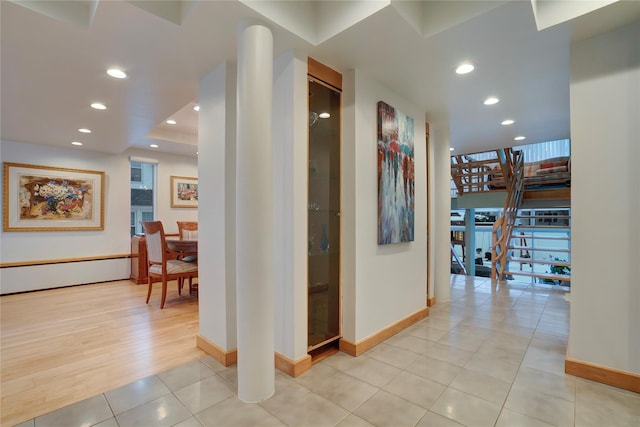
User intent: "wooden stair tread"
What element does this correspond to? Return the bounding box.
[503,271,571,282]
[508,257,571,266]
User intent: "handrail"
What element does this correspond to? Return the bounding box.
[491,149,524,280]
[450,243,467,275]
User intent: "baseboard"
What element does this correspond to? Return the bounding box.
[196,335,237,367]
[274,352,312,378]
[340,307,429,356]
[196,335,313,377]
[565,357,640,393]
[427,296,436,307]
[0,253,130,268]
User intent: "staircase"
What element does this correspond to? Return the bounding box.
[502,211,572,285]
[450,147,572,285]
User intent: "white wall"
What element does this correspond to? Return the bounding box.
[272,50,309,361]
[0,140,197,294]
[343,69,428,343]
[197,62,238,351]
[569,21,639,374]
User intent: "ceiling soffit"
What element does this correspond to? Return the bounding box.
[239,0,510,45]
[530,0,619,31]
[530,0,640,43]
[391,0,509,39]
[125,0,199,26]
[9,0,99,28]
[239,0,390,45]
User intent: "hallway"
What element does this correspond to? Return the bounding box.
[8,275,640,426]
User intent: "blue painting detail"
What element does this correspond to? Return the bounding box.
[377,101,414,244]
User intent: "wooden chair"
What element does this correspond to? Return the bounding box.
[177,221,198,241]
[141,221,198,309]
[176,221,198,294]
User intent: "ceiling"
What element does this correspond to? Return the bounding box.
[2,0,639,157]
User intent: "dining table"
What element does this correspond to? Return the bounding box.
[166,238,198,256]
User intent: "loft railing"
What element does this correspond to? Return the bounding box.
[450,148,513,195]
[491,149,525,280]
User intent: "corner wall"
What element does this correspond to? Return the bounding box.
[272,50,309,362]
[431,125,452,304]
[197,62,238,353]
[0,140,197,294]
[568,21,639,381]
[343,69,428,345]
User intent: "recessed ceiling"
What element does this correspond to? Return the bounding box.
[2,0,638,157]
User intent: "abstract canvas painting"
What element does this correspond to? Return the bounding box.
[377,101,414,244]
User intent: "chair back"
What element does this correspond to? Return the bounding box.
[177,221,198,240]
[141,221,166,264]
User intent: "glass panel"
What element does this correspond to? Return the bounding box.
[130,161,155,236]
[308,79,341,349]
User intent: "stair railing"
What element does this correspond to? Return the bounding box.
[451,151,503,195]
[450,243,467,275]
[491,149,525,280]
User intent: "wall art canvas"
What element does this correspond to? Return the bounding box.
[171,176,198,208]
[3,162,104,231]
[377,101,415,244]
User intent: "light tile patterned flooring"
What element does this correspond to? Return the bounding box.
[15,275,640,427]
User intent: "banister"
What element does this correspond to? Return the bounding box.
[492,149,524,280]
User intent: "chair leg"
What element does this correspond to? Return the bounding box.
[146,280,153,304]
[178,278,183,295]
[160,280,168,309]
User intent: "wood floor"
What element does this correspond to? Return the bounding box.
[0,280,204,427]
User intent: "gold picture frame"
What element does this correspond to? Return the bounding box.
[170,176,198,208]
[3,162,105,231]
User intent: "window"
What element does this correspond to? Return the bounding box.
[131,166,142,182]
[130,160,156,236]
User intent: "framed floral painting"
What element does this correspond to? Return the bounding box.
[170,176,198,208]
[3,162,105,231]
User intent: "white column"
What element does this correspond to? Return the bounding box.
[235,23,275,403]
[433,126,452,303]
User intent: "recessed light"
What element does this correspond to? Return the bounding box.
[71,141,83,146]
[78,128,91,133]
[501,119,514,126]
[450,147,455,151]
[514,136,526,141]
[149,144,159,148]
[91,102,106,110]
[455,63,474,74]
[319,112,330,119]
[107,68,127,79]
[483,97,499,106]
[166,119,177,125]
[193,105,200,112]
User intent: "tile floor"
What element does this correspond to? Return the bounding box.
[15,275,640,427]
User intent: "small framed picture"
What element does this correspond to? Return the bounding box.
[170,176,198,208]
